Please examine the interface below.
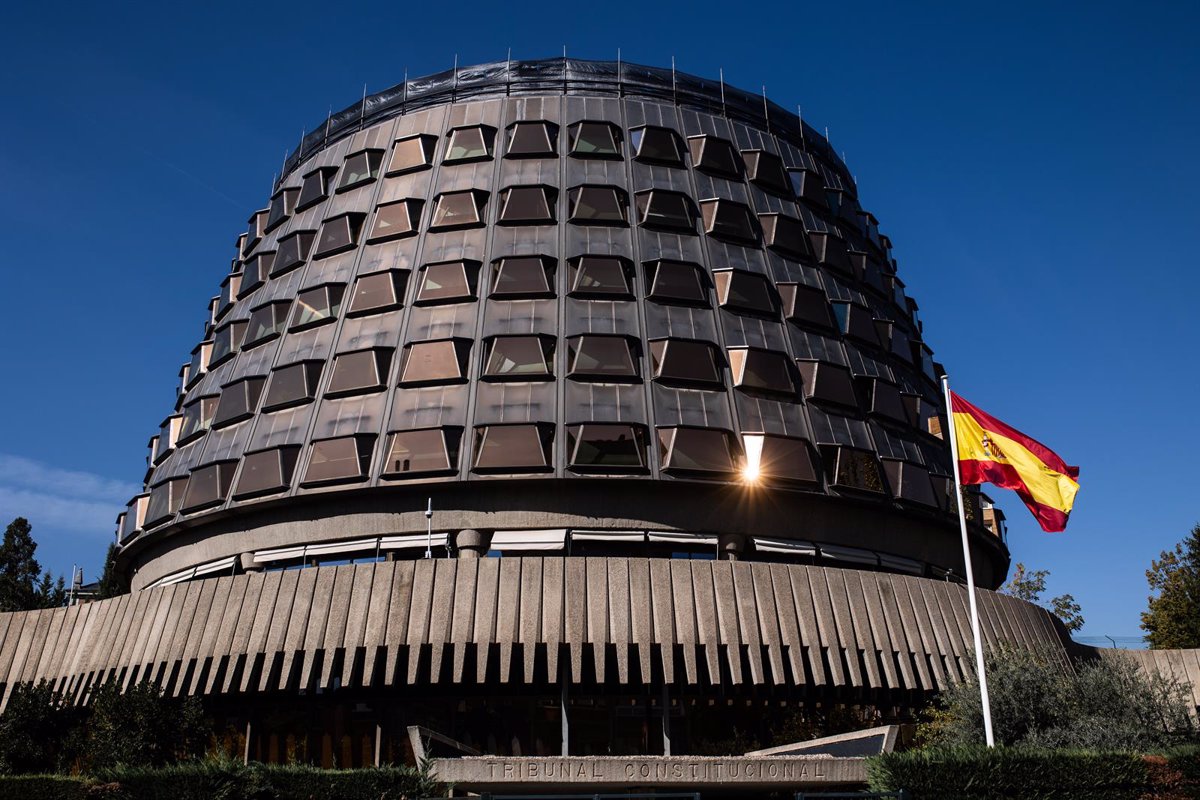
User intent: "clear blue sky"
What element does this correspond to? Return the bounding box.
[1,1,1196,643]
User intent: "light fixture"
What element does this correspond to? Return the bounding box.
[741,433,764,483]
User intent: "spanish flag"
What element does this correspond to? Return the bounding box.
[950,393,1080,532]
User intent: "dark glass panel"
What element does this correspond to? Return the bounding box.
[387,134,437,175]
[568,335,637,380]
[383,428,459,476]
[272,231,315,276]
[240,251,275,296]
[327,348,391,397]
[444,126,495,163]
[416,261,477,305]
[700,199,759,244]
[645,260,708,306]
[243,209,268,255]
[631,126,684,166]
[263,361,323,411]
[635,190,696,232]
[314,213,364,259]
[569,121,621,157]
[367,199,421,243]
[290,283,345,331]
[883,459,937,507]
[400,339,469,385]
[234,446,300,498]
[832,302,880,346]
[729,348,796,396]
[483,336,554,379]
[472,424,552,472]
[210,320,247,365]
[178,395,218,443]
[498,186,555,225]
[212,376,266,428]
[302,435,375,485]
[216,274,241,319]
[491,256,553,298]
[760,213,811,259]
[337,149,383,192]
[687,135,741,178]
[569,185,627,224]
[778,283,835,330]
[347,270,406,316]
[244,301,290,347]
[569,256,631,298]
[713,270,776,316]
[659,427,736,474]
[181,461,236,512]
[823,445,887,494]
[429,190,486,230]
[265,187,300,232]
[506,121,557,158]
[567,424,646,471]
[788,168,828,207]
[756,435,819,484]
[861,378,908,423]
[186,343,210,388]
[649,339,723,388]
[809,232,852,273]
[145,477,188,527]
[796,360,859,409]
[296,167,335,211]
[742,150,791,196]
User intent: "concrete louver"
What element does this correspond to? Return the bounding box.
[0,558,1075,709]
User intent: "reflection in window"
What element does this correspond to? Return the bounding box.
[296,167,337,211]
[265,187,300,232]
[822,445,887,494]
[746,434,819,484]
[429,190,487,230]
[631,126,684,166]
[483,336,554,380]
[337,149,384,192]
[568,121,622,158]
[568,255,632,298]
[240,251,275,295]
[303,435,375,485]
[181,461,237,512]
[272,230,316,276]
[212,376,266,428]
[645,259,708,306]
[498,186,556,225]
[796,360,859,409]
[700,199,759,244]
[860,378,908,423]
[314,213,365,259]
[243,209,268,255]
[263,361,324,411]
[778,283,835,330]
[788,168,828,207]
[210,320,247,366]
[234,446,301,498]
[179,395,219,444]
[760,213,811,259]
[728,348,796,396]
[366,199,422,243]
[506,121,557,158]
[567,424,647,472]
[742,150,791,196]
[145,477,188,527]
[387,134,437,175]
[658,427,737,474]
[383,428,460,477]
[832,301,880,346]
[568,335,638,380]
[347,270,407,316]
[649,339,723,388]
[290,283,345,331]
[473,424,553,472]
[326,348,392,397]
[687,135,741,178]
[490,256,554,298]
[883,459,937,507]
[634,190,696,232]
[244,301,291,347]
[713,270,776,316]
[217,274,241,320]
[568,185,628,225]
[399,339,470,385]
[444,125,496,163]
[416,261,478,304]
[186,342,212,388]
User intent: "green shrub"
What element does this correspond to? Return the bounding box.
[257,762,441,800]
[0,681,85,774]
[84,681,208,770]
[0,774,89,800]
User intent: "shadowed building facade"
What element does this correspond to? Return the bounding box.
[5,58,1192,787]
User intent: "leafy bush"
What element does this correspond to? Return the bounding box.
[0,681,85,774]
[85,681,208,769]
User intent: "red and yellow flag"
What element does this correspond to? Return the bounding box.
[950,392,1080,532]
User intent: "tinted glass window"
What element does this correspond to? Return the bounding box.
[473,425,552,471]
[240,252,274,295]
[383,428,459,476]
[729,348,796,396]
[145,477,188,526]
[179,395,218,443]
[631,126,684,166]
[337,149,383,192]
[210,320,247,365]
[388,134,436,175]
[266,187,299,232]
[483,336,553,379]
[245,301,290,347]
[826,446,886,494]
[742,150,791,195]
[646,260,708,306]
[498,186,555,224]
[568,424,646,471]
[635,190,696,232]
[506,121,557,158]
[568,335,637,379]
[569,121,621,157]
[181,462,235,512]
[789,168,828,207]
[303,436,374,485]
[327,349,391,396]
[491,257,553,298]
[569,185,627,224]
[687,136,741,178]
[348,270,406,316]
[796,360,859,409]
[314,214,364,259]
[186,343,211,388]
[291,284,345,330]
[659,427,736,474]
[234,446,300,498]
[714,270,776,316]
[367,199,421,243]
[417,261,477,304]
[213,376,266,428]
[272,231,315,276]
[444,126,495,162]
[244,209,268,255]
[649,339,723,388]
[779,283,835,330]
[296,168,334,211]
[263,361,323,411]
[761,213,810,259]
[755,435,819,484]
[400,339,469,385]
[832,302,880,345]
[430,191,485,230]
[569,256,631,298]
[701,200,759,244]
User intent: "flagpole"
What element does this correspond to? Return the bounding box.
[942,374,996,748]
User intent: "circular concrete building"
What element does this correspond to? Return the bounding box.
[2,60,1123,786]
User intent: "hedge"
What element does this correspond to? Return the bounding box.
[866,745,1200,799]
[0,761,440,800]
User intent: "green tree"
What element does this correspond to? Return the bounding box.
[95,542,126,600]
[1142,523,1200,649]
[85,681,208,769]
[0,518,42,612]
[1000,561,1085,633]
